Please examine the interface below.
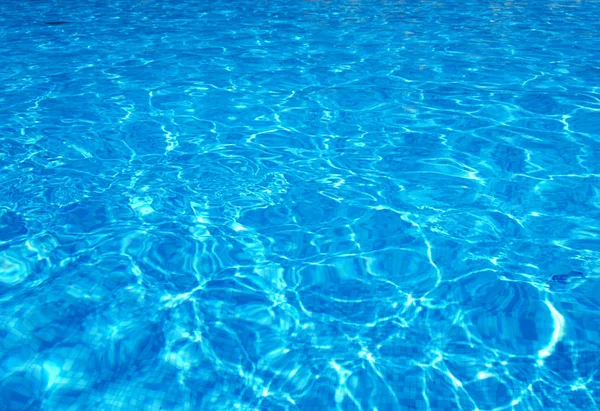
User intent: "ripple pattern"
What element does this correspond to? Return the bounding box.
[1,0,600,409]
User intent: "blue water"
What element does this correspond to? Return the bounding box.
[1,0,600,409]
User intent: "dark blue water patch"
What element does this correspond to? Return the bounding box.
[515,93,567,115]
[549,271,587,292]
[0,210,28,241]
[0,371,44,409]
[551,271,586,285]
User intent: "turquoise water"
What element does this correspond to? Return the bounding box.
[1,0,600,409]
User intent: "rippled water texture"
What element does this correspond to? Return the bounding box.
[1,0,600,409]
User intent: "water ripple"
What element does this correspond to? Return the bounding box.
[1,0,600,409]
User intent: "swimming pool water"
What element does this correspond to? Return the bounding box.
[1,0,600,409]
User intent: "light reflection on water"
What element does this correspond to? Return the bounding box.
[0,0,599,409]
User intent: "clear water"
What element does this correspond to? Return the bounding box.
[1,0,599,409]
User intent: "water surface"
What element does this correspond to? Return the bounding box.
[1,0,600,409]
